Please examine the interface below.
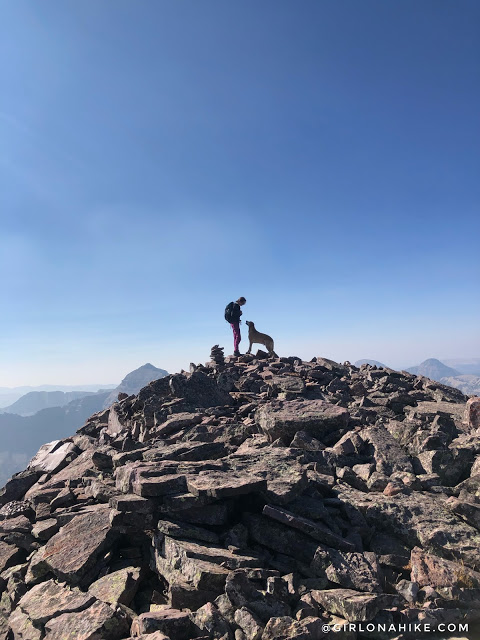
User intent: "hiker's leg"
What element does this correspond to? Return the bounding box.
[231,322,241,353]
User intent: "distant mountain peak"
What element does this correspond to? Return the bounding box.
[103,363,169,407]
[406,358,460,380]
[354,359,388,368]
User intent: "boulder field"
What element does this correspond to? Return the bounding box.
[1,348,480,640]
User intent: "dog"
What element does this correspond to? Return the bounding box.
[245,321,277,357]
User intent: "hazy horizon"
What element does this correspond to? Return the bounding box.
[2,351,480,388]
[2,1,479,387]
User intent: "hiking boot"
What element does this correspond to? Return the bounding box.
[233,350,241,357]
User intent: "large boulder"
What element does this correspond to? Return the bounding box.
[33,506,119,586]
[255,399,349,444]
[44,600,130,639]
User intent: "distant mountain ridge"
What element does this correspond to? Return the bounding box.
[354,357,480,397]
[0,383,115,409]
[442,358,480,376]
[406,358,480,397]
[0,390,97,416]
[0,391,111,487]
[0,363,169,487]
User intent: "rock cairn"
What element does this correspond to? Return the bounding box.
[210,345,225,366]
[1,355,480,639]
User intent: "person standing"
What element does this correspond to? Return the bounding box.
[224,297,246,356]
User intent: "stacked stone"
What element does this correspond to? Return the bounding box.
[2,355,480,639]
[210,344,225,365]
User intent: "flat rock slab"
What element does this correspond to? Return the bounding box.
[157,519,219,544]
[109,494,153,512]
[29,440,77,475]
[16,578,95,624]
[162,536,260,571]
[0,515,31,536]
[133,474,187,497]
[26,451,95,499]
[270,375,306,394]
[336,484,480,570]
[311,588,398,622]
[130,608,192,639]
[44,599,129,640]
[31,518,59,541]
[41,505,119,586]
[8,608,43,640]
[153,535,258,597]
[245,513,319,565]
[187,471,267,498]
[262,505,355,551]
[88,566,142,606]
[154,412,203,438]
[410,546,480,589]
[255,399,349,443]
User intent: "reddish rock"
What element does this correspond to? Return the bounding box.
[410,546,480,588]
[383,481,404,496]
[130,608,192,638]
[44,600,129,639]
[15,579,94,625]
[187,472,266,499]
[255,398,349,444]
[466,397,480,430]
[40,505,119,586]
[8,608,42,640]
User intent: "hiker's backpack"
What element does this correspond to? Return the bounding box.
[224,302,235,323]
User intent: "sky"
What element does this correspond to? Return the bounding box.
[1,0,479,386]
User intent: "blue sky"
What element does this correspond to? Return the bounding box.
[1,0,479,385]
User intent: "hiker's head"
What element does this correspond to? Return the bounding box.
[237,297,246,306]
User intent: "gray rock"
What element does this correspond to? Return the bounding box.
[35,505,119,586]
[130,608,192,639]
[255,399,349,444]
[88,566,143,606]
[191,601,234,639]
[15,579,94,625]
[311,588,397,622]
[44,599,130,639]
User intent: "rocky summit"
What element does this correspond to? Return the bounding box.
[1,352,480,640]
